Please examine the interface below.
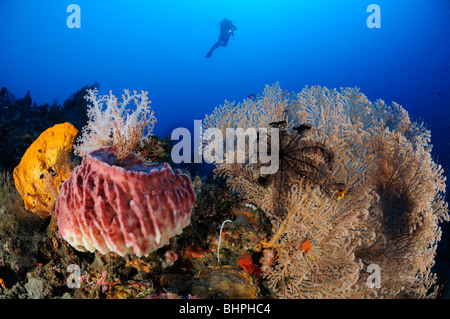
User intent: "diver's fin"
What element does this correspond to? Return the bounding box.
[205,49,213,58]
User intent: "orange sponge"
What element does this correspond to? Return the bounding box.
[13,122,78,218]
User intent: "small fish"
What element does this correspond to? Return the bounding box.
[293,124,311,133]
[248,94,256,100]
[269,120,286,128]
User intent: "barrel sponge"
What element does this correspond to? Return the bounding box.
[55,147,196,257]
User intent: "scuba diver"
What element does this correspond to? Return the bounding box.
[205,18,237,58]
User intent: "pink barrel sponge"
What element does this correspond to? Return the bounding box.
[55,147,196,257]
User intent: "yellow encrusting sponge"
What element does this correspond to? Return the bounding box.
[13,122,78,218]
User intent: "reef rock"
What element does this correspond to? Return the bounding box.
[55,147,196,257]
[161,266,259,299]
[13,122,78,218]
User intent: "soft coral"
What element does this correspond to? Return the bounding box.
[74,88,156,162]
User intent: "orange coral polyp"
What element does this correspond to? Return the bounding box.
[301,238,311,254]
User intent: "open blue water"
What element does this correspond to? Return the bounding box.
[1,1,448,139]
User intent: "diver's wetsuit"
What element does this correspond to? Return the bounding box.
[205,18,237,58]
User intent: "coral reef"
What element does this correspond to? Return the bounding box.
[0,84,93,172]
[55,147,196,257]
[0,171,47,287]
[0,85,197,299]
[13,123,78,218]
[203,83,449,298]
[1,82,448,300]
[0,169,268,299]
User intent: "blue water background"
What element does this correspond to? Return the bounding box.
[0,0,449,168]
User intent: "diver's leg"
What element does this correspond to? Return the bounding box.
[220,36,230,47]
[205,42,220,58]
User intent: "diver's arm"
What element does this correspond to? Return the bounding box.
[230,25,237,39]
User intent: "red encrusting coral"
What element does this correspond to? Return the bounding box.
[183,246,210,259]
[55,147,196,257]
[238,252,261,284]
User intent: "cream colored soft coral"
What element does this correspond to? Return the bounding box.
[74,88,156,160]
[203,83,449,298]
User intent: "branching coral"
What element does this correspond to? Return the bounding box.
[203,83,449,298]
[74,89,156,162]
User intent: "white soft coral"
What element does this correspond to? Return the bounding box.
[74,88,156,160]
